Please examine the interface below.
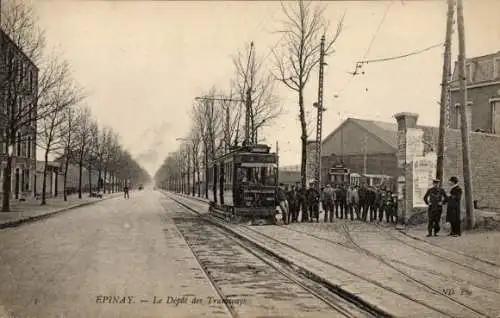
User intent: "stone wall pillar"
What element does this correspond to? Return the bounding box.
[394,112,420,225]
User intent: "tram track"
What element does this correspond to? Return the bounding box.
[166,192,500,317]
[339,223,493,318]
[280,224,500,295]
[165,196,379,318]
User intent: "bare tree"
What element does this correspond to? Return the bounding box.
[1,1,80,211]
[232,43,283,144]
[86,120,99,196]
[59,106,78,201]
[37,62,85,205]
[273,0,344,188]
[73,106,93,198]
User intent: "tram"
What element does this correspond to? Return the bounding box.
[328,164,393,189]
[207,144,279,224]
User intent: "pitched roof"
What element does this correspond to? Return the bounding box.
[322,117,439,152]
[451,51,500,87]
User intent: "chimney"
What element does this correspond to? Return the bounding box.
[394,112,419,131]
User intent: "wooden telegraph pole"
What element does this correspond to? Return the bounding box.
[436,0,455,184]
[456,0,475,229]
[313,35,326,192]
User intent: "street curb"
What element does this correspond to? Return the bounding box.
[0,195,118,230]
[166,192,394,318]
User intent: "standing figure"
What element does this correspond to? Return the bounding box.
[338,184,347,219]
[359,184,368,221]
[322,184,335,222]
[446,176,462,237]
[385,191,397,223]
[345,185,356,220]
[297,184,308,222]
[334,185,342,219]
[377,189,386,222]
[306,183,320,223]
[366,186,376,222]
[373,188,382,222]
[123,184,129,199]
[277,183,289,225]
[287,185,298,224]
[423,179,447,237]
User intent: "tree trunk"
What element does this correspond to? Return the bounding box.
[98,168,102,193]
[78,160,83,199]
[103,169,107,194]
[63,156,69,201]
[2,154,13,212]
[298,89,307,190]
[88,165,92,196]
[41,149,50,205]
[204,143,209,199]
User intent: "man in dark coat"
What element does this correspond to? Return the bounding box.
[358,184,368,221]
[306,183,320,222]
[286,185,297,224]
[446,176,462,237]
[366,187,376,222]
[297,184,308,222]
[423,179,447,237]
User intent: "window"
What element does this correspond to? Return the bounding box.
[494,57,500,79]
[27,136,31,158]
[16,132,21,156]
[492,100,500,134]
[466,63,474,83]
[237,165,277,186]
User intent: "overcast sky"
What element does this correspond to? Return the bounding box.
[31,0,500,175]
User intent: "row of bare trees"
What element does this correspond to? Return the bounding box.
[1,1,149,211]
[155,0,343,193]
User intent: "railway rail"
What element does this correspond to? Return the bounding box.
[164,196,382,318]
[167,192,500,318]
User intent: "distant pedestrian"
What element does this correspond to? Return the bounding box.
[446,176,462,237]
[123,185,129,199]
[423,179,447,237]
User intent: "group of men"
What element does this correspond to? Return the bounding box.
[276,182,398,225]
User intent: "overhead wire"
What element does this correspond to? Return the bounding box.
[336,0,393,96]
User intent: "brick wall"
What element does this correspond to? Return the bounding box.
[443,128,500,209]
[450,84,500,133]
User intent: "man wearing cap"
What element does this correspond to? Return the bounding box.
[423,179,448,237]
[322,184,335,222]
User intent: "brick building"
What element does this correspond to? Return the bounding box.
[450,51,500,133]
[0,29,38,199]
[320,117,438,188]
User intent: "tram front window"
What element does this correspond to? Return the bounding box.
[237,166,277,186]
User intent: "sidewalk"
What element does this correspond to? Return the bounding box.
[0,192,121,229]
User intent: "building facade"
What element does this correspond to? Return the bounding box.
[450,51,500,133]
[0,29,39,199]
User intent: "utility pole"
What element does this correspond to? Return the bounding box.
[436,0,455,184]
[363,134,368,176]
[244,42,255,146]
[245,87,252,145]
[313,35,327,192]
[456,0,475,230]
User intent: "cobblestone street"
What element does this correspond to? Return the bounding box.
[173,194,500,318]
[0,191,230,318]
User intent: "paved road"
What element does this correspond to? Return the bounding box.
[0,190,229,318]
